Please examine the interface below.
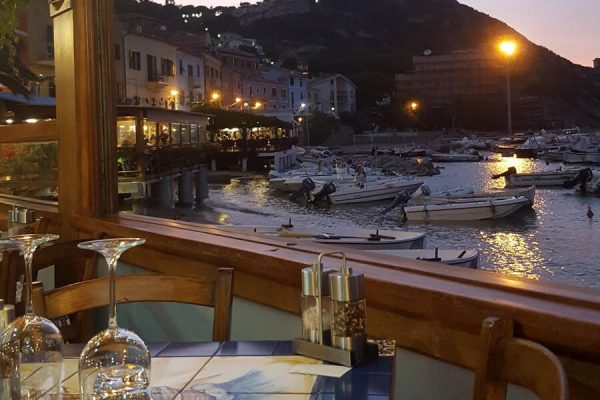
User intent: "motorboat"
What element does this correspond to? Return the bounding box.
[430,152,481,162]
[492,167,579,187]
[217,224,426,250]
[401,196,530,221]
[411,185,536,207]
[315,179,424,205]
[365,248,479,269]
[564,168,600,194]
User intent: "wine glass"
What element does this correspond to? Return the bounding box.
[77,238,150,399]
[0,234,64,399]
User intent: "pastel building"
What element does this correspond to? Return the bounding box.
[308,74,357,114]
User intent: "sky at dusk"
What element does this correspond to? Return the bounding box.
[171,0,599,67]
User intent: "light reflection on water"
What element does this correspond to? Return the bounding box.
[140,153,600,289]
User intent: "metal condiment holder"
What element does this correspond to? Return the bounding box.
[293,252,378,367]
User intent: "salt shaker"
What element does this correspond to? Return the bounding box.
[301,266,333,345]
[329,266,367,352]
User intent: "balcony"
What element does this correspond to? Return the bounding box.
[146,75,170,91]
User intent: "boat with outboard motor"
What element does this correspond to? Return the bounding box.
[492,167,579,187]
[216,223,426,250]
[563,168,600,194]
[365,248,479,269]
[411,185,536,207]
[401,196,530,222]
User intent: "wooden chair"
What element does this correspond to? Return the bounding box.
[473,317,568,400]
[32,268,234,341]
[0,239,97,307]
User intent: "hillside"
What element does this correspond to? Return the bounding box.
[117,0,600,129]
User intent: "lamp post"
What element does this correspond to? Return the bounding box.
[299,103,310,148]
[499,40,517,136]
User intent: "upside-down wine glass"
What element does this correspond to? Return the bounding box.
[77,238,150,399]
[0,234,63,399]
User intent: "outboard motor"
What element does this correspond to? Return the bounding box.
[289,178,316,202]
[492,166,517,180]
[564,168,593,193]
[382,190,413,213]
[310,182,336,203]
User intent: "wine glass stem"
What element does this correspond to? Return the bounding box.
[108,258,118,329]
[24,252,34,315]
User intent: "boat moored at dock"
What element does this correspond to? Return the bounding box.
[366,248,479,269]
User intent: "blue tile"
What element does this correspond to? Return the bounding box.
[273,341,295,355]
[63,343,84,359]
[321,373,392,396]
[148,342,170,357]
[215,341,280,356]
[157,341,222,357]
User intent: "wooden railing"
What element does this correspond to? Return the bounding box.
[66,212,600,399]
[0,121,57,144]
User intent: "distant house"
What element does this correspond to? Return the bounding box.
[308,74,357,114]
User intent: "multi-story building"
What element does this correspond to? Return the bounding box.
[175,49,205,108]
[288,70,309,112]
[203,53,223,104]
[119,33,179,109]
[308,74,357,114]
[394,51,505,106]
[16,0,55,97]
[594,58,600,71]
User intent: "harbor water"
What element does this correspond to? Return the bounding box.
[130,153,600,289]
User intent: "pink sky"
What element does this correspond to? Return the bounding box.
[172,0,599,67]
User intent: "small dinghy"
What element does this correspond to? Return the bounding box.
[402,196,530,221]
[310,179,423,205]
[216,224,426,250]
[492,167,579,187]
[420,186,536,207]
[366,248,479,269]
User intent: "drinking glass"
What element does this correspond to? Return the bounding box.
[0,234,64,399]
[77,238,150,399]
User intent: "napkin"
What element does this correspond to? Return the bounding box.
[290,364,351,378]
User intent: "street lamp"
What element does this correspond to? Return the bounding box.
[409,101,419,112]
[499,40,518,135]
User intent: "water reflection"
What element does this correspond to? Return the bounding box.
[478,231,544,280]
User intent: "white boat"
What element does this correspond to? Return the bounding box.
[492,167,579,187]
[584,153,600,164]
[431,152,481,162]
[322,179,423,205]
[366,248,479,269]
[402,196,530,221]
[413,186,536,207]
[216,225,426,250]
[563,152,586,164]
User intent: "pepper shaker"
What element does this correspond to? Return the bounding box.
[329,266,367,352]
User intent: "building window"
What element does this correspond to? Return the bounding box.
[197,64,200,77]
[249,85,253,95]
[115,44,121,61]
[161,58,175,76]
[147,55,157,81]
[179,60,184,74]
[117,117,136,147]
[281,89,286,97]
[128,51,141,70]
[290,77,295,85]
[272,88,277,97]
[188,64,193,77]
[300,80,303,87]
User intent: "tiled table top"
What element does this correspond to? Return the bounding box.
[38,341,395,399]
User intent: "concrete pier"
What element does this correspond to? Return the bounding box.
[177,170,194,206]
[152,176,173,208]
[195,166,209,202]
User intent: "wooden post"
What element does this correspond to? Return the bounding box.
[473,317,514,400]
[50,0,118,239]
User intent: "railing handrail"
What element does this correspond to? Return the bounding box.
[0,121,57,144]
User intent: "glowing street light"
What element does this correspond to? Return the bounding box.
[409,101,419,112]
[498,39,518,135]
[235,97,242,103]
[211,92,221,101]
[499,40,517,57]
[170,89,179,97]
[254,101,262,109]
